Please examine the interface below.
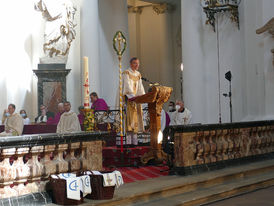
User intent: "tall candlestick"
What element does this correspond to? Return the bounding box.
[83,56,90,108]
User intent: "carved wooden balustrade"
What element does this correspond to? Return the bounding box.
[164,120,274,175]
[0,131,106,199]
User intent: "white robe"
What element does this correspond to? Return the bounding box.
[0,113,24,136]
[170,108,192,125]
[122,68,145,133]
[161,109,166,132]
[56,111,81,133]
[122,68,145,98]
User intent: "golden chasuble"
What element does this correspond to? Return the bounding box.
[122,69,145,133]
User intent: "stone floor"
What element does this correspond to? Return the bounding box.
[206,186,274,206]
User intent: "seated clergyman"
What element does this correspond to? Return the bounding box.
[0,104,24,136]
[35,104,54,124]
[57,101,81,133]
[90,92,109,111]
[170,100,192,125]
[47,102,64,125]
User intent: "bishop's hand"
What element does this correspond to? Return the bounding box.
[128,96,137,102]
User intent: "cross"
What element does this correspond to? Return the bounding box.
[106,174,113,185]
[114,31,126,59]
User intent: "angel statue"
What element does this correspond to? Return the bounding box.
[35,0,77,64]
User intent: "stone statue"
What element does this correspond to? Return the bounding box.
[256,17,274,65]
[35,0,77,64]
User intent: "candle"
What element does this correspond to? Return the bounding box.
[83,56,90,108]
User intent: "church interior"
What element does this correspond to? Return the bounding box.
[0,0,274,205]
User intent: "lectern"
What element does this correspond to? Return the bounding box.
[133,85,172,164]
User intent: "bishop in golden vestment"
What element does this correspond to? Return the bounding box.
[122,57,145,146]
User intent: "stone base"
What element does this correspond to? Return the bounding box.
[174,152,274,176]
[39,56,68,64]
[33,64,71,115]
[38,63,66,70]
[0,192,52,206]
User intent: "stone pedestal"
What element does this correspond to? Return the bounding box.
[33,64,71,114]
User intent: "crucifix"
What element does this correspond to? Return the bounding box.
[106,174,113,185]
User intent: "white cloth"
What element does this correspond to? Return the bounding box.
[113,171,124,188]
[36,115,47,123]
[57,110,81,133]
[23,118,30,125]
[122,68,145,98]
[51,173,81,201]
[66,177,81,200]
[80,175,91,196]
[0,113,24,136]
[126,132,138,145]
[170,108,192,125]
[102,173,116,187]
[58,173,76,179]
[160,109,166,132]
[91,171,102,175]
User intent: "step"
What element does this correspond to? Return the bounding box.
[47,159,274,206]
[83,159,274,206]
[131,171,274,206]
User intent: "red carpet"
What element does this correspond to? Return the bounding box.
[105,166,169,183]
[103,146,169,183]
[103,146,151,167]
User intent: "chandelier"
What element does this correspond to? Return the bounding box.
[201,0,241,32]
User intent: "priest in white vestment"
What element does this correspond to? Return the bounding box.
[170,100,192,125]
[0,104,24,136]
[122,57,145,146]
[57,101,81,133]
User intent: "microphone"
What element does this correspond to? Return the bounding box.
[141,77,160,86]
[141,77,148,82]
[141,77,154,84]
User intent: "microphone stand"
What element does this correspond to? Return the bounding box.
[141,77,159,86]
[229,80,232,123]
[223,71,232,123]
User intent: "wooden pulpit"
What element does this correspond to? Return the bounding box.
[133,85,172,164]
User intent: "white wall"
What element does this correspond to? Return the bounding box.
[0,0,273,124]
[98,0,130,108]
[66,0,82,114]
[0,0,130,122]
[0,1,37,121]
[80,0,101,104]
[242,0,274,121]
[181,0,274,124]
[0,0,81,122]
[128,1,182,101]
[262,0,274,119]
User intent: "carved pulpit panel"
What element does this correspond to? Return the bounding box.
[133,85,173,163]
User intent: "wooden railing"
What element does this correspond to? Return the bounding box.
[164,120,274,175]
[0,131,106,199]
